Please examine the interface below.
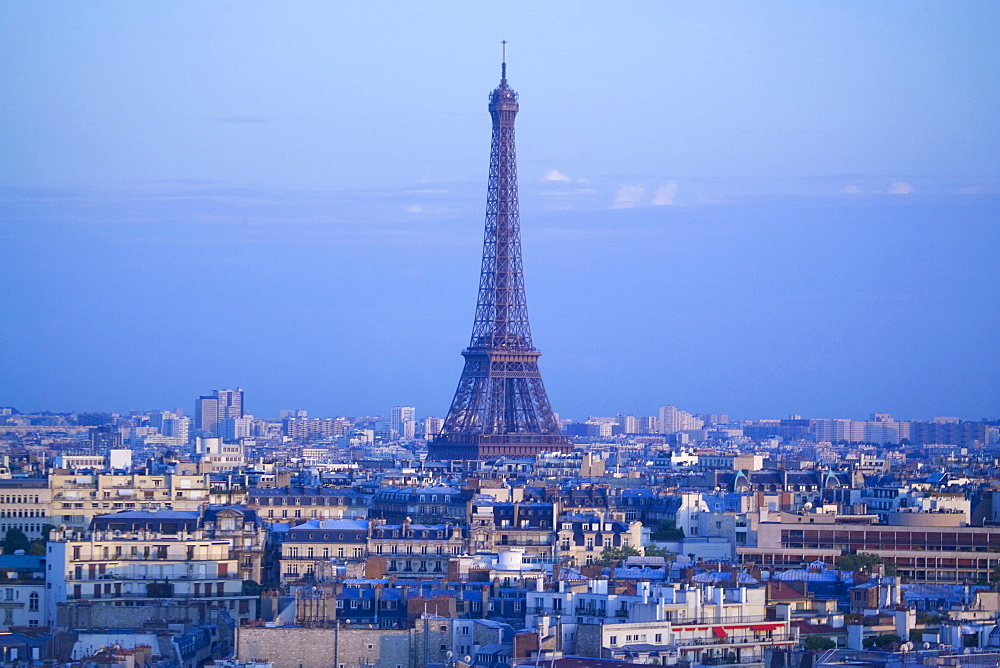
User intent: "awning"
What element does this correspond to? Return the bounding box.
[751,624,781,632]
[713,627,728,638]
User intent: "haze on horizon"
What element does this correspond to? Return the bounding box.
[1,2,997,422]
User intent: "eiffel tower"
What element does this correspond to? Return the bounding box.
[429,54,573,461]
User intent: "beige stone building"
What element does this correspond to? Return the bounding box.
[0,479,52,540]
[556,513,644,566]
[368,518,465,576]
[49,472,212,533]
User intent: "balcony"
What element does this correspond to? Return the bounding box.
[675,634,797,648]
[68,591,252,602]
[696,657,764,668]
[529,608,565,616]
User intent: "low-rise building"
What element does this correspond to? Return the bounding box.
[369,518,465,576]
[0,554,46,631]
[279,518,369,582]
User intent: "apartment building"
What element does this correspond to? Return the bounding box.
[247,486,367,525]
[739,511,1000,583]
[469,501,557,557]
[556,514,643,566]
[0,479,51,540]
[369,518,465,576]
[49,472,212,532]
[45,510,257,630]
[279,519,369,582]
[526,580,795,668]
[0,555,45,631]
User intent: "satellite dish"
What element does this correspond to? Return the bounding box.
[464,657,472,663]
[923,642,931,650]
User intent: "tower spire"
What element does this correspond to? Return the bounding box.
[501,40,507,82]
[430,58,572,461]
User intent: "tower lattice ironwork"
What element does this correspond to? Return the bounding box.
[430,56,572,461]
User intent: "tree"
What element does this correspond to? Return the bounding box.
[864,633,901,649]
[595,545,642,566]
[1,528,30,555]
[804,636,836,651]
[241,580,262,596]
[650,522,684,542]
[837,552,895,575]
[644,545,676,559]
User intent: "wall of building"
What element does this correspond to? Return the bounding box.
[237,627,413,668]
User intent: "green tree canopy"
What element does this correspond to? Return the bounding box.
[595,545,642,566]
[836,552,896,575]
[644,545,676,559]
[804,636,836,651]
[1,528,30,555]
[650,522,685,541]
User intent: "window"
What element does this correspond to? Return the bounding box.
[29,592,39,611]
[609,636,618,646]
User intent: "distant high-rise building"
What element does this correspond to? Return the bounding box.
[215,388,244,420]
[194,387,244,436]
[89,424,122,453]
[220,416,253,442]
[150,410,190,442]
[640,416,659,435]
[390,406,415,438]
[658,405,704,434]
[617,414,640,435]
[701,414,730,427]
[194,396,219,434]
[422,417,444,439]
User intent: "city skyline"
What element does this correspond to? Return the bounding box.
[1,3,997,420]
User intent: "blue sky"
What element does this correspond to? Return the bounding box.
[1,2,997,421]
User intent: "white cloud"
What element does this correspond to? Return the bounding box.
[651,181,678,206]
[541,169,572,182]
[961,186,981,194]
[576,178,590,185]
[843,185,860,194]
[888,181,914,195]
[403,204,424,214]
[612,185,646,209]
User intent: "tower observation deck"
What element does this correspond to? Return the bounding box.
[429,57,573,461]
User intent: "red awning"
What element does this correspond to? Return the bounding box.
[712,627,728,638]
[751,624,781,632]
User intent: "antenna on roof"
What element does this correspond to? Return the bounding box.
[501,40,508,81]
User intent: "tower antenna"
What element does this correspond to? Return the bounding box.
[501,40,507,80]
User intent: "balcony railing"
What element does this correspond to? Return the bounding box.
[697,657,764,667]
[675,634,797,648]
[68,591,251,601]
